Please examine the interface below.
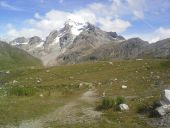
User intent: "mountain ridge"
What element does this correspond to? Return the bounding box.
[9,20,170,66]
[0,41,42,69]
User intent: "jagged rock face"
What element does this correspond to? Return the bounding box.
[52,24,125,65]
[43,20,89,54]
[29,36,43,45]
[107,32,125,40]
[44,30,58,53]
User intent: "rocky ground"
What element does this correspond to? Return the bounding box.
[150,114,170,128]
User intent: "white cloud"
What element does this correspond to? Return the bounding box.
[150,27,170,42]
[98,18,131,32]
[125,27,170,43]
[127,0,145,19]
[0,1,22,11]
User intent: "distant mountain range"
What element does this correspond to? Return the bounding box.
[0,41,41,69]
[8,19,170,66]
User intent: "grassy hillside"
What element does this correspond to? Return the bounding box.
[0,41,42,70]
[0,59,170,128]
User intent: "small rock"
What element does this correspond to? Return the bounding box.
[114,78,118,81]
[79,83,83,88]
[12,80,18,84]
[122,85,127,89]
[98,82,102,85]
[136,59,143,61]
[46,70,50,73]
[119,104,129,111]
[37,80,41,83]
[102,91,106,97]
[40,94,43,97]
[6,71,10,74]
[109,62,113,65]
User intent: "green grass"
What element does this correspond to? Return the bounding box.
[0,41,42,70]
[0,59,169,127]
[6,86,36,96]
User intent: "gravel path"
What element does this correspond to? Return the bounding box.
[5,90,101,128]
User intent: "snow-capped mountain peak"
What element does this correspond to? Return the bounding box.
[44,19,89,52]
[64,19,88,36]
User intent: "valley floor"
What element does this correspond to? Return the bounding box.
[0,59,170,128]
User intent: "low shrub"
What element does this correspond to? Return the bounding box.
[101,97,115,109]
[97,96,126,110]
[115,96,126,105]
[7,86,36,96]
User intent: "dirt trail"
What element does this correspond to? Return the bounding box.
[5,90,101,128]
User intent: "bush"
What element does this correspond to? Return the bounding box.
[96,96,126,111]
[7,86,36,96]
[115,96,126,105]
[102,97,115,109]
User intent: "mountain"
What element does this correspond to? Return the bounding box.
[81,38,149,61]
[0,41,42,69]
[10,36,44,58]
[10,19,124,66]
[139,38,170,58]
[54,23,125,65]
[9,19,170,66]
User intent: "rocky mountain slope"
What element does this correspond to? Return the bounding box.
[0,41,41,69]
[9,20,170,66]
[139,38,170,58]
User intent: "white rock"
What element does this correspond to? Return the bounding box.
[114,78,118,81]
[12,80,18,84]
[40,94,43,97]
[109,62,113,65]
[6,71,10,74]
[122,85,127,89]
[102,91,106,97]
[79,83,83,88]
[119,104,129,111]
[136,59,143,61]
[160,89,170,105]
[37,80,41,83]
[98,82,102,85]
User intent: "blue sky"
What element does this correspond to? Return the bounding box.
[0,0,170,42]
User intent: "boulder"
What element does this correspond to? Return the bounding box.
[156,105,170,116]
[119,104,129,111]
[160,90,170,105]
